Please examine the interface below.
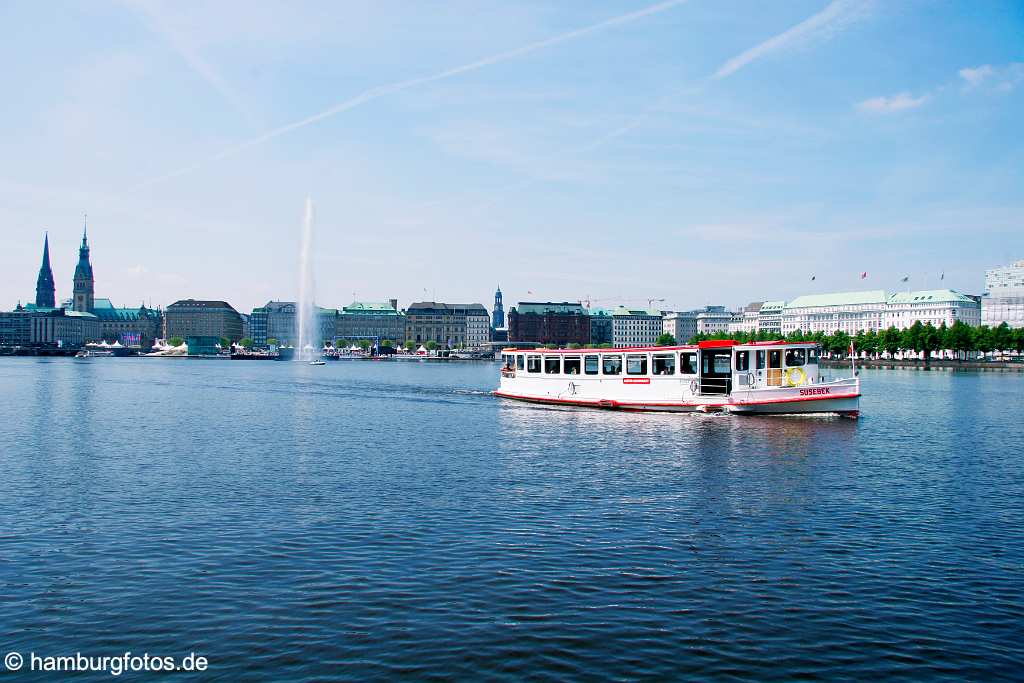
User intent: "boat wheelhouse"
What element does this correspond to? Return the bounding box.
[495,340,859,417]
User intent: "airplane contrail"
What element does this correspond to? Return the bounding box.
[130,0,690,192]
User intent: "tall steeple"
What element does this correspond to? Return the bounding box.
[35,232,56,308]
[492,285,505,329]
[73,214,95,313]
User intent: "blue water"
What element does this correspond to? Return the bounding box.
[1,358,1022,681]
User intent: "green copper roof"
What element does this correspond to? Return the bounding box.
[611,305,662,317]
[342,302,400,315]
[785,290,888,309]
[516,302,586,315]
[91,298,157,321]
[887,289,976,304]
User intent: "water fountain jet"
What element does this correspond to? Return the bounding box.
[296,196,317,361]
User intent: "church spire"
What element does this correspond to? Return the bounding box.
[73,215,95,313]
[35,232,56,309]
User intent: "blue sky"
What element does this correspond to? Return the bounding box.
[1,0,1021,314]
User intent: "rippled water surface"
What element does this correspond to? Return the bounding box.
[1,358,1023,681]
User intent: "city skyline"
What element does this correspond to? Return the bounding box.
[7,225,1013,317]
[2,1,1022,312]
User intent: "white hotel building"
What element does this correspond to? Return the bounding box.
[884,290,980,328]
[782,291,887,335]
[781,289,980,334]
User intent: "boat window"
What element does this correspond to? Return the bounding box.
[527,355,541,373]
[680,352,697,375]
[756,350,766,370]
[626,354,648,375]
[564,356,582,375]
[544,356,561,374]
[736,350,749,372]
[516,354,525,370]
[807,347,820,364]
[704,353,731,374]
[503,354,513,369]
[584,355,599,375]
[653,353,675,375]
[785,348,806,367]
[602,354,622,375]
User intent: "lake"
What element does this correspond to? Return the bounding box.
[1,358,1022,680]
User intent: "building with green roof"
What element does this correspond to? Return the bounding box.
[336,300,406,344]
[885,290,980,329]
[91,298,163,348]
[782,288,980,334]
[508,302,589,346]
[611,306,663,347]
[782,290,888,335]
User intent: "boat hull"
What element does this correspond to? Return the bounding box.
[493,389,859,416]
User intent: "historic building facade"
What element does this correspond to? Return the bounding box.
[507,302,590,346]
[405,302,490,347]
[335,300,406,344]
[92,299,163,349]
[884,290,980,329]
[165,299,244,342]
[588,308,613,345]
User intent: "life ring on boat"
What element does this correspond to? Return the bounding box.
[689,379,698,394]
[785,367,808,387]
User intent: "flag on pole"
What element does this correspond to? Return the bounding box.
[900,276,909,282]
[940,272,945,281]
[860,271,868,279]
[810,275,816,281]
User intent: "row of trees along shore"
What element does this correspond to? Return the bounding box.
[682,321,1024,361]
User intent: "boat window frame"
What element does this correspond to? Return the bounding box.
[563,355,582,376]
[626,354,648,376]
[516,354,525,370]
[527,355,542,373]
[807,347,820,364]
[652,353,675,375]
[602,354,622,376]
[735,350,750,372]
[756,350,766,370]
[584,354,599,375]
[680,351,697,375]
[785,348,806,367]
[544,355,561,374]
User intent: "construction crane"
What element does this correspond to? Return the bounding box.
[647,298,666,309]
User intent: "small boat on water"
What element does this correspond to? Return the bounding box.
[494,340,860,417]
[309,359,326,366]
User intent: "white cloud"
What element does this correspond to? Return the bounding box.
[959,64,994,87]
[712,0,873,80]
[856,92,929,113]
[959,62,1024,91]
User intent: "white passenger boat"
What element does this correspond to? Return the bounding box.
[495,341,860,417]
